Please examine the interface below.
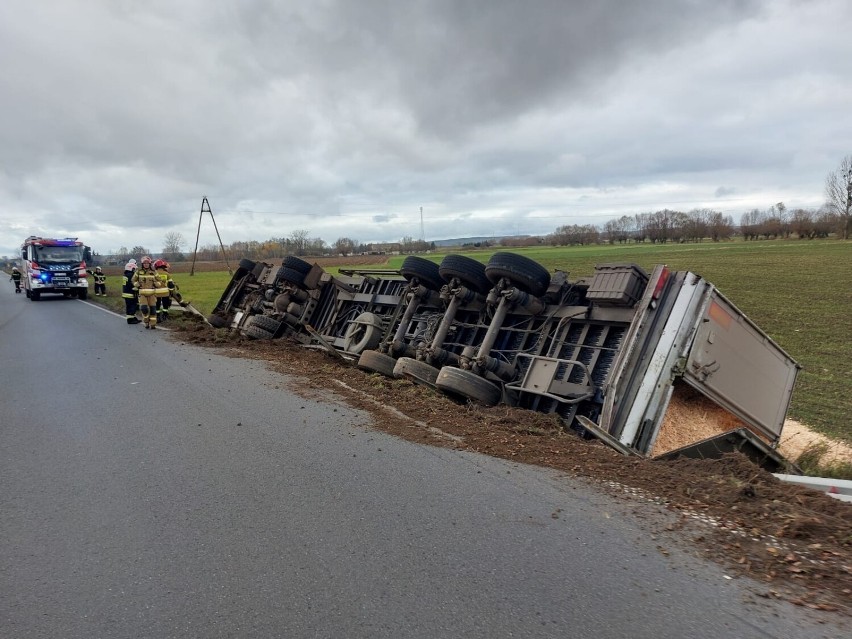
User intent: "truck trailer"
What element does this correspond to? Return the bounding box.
[208,253,800,471]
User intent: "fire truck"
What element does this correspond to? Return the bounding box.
[20,236,93,301]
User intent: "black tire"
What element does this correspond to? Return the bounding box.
[343,312,383,354]
[357,350,397,377]
[238,258,257,271]
[485,252,551,298]
[78,288,88,300]
[25,289,31,298]
[208,313,230,328]
[438,254,491,294]
[249,314,282,335]
[393,357,439,387]
[282,256,312,274]
[244,325,274,340]
[399,256,444,292]
[31,291,40,301]
[278,267,306,287]
[435,366,502,407]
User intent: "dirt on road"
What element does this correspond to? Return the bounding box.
[172,319,852,617]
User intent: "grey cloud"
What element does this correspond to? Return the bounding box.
[0,1,849,257]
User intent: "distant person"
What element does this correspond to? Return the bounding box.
[121,260,140,324]
[87,266,107,296]
[131,256,159,329]
[9,266,22,293]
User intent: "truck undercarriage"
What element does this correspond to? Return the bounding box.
[209,252,800,472]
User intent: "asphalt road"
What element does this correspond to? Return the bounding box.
[0,287,845,639]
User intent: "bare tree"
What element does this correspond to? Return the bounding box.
[333,237,357,256]
[288,229,310,256]
[824,155,852,240]
[162,231,185,262]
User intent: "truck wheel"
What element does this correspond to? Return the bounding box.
[343,312,383,354]
[435,366,502,406]
[400,256,444,292]
[244,325,274,340]
[25,289,31,298]
[357,350,397,377]
[278,267,306,287]
[30,291,40,301]
[208,313,230,328]
[282,256,313,274]
[438,254,491,294]
[485,252,550,298]
[249,314,282,335]
[393,357,439,387]
[238,259,257,272]
[78,289,88,300]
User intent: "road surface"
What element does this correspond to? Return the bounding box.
[0,288,844,638]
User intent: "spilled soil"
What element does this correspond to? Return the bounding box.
[172,318,852,617]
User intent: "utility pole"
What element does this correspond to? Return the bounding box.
[190,196,232,276]
[420,206,425,242]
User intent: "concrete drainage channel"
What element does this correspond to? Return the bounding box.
[209,252,803,475]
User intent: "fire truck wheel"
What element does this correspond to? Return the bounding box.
[438,254,492,294]
[435,366,502,407]
[343,312,383,354]
[393,357,439,387]
[484,252,551,298]
[30,291,40,301]
[357,350,397,377]
[78,289,88,300]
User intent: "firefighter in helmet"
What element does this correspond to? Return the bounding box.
[131,256,159,329]
[122,259,140,324]
[153,259,172,323]
[87,266,107,296]
[10,266,22,293]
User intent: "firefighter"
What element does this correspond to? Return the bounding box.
[88,266,107,296]
[9,266,22,293]
[153,259,173,323]
[122,260,140,324]
[155,260,189,323]
[131,256,159,329]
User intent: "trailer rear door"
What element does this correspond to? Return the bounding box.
[682,290,799,443]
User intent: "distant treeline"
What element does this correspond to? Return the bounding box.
[65,203,845,267]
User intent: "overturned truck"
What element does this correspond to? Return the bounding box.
[209,252,800,471]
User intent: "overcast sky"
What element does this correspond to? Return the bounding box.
[1,0,850,258]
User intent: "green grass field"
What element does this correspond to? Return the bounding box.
[91,240,852,443]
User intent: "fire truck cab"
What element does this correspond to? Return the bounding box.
[20,236,92,301]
